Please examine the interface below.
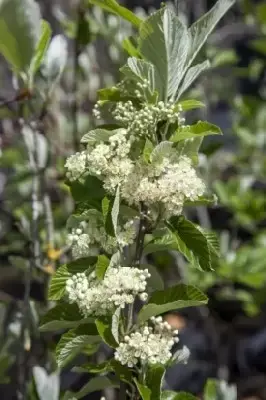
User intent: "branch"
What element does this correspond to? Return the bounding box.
[17,118,41,400]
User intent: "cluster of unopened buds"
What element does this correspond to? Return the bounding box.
[114,316,179,367]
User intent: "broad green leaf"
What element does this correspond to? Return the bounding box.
[29,20,51,83]
[143,138,154,163]
[74,359,132,384]
[187,0,235,68]
[138,8,190,99]
[33,367,59,400]
[120,57,156,95]
[134,379,151,400]
[178,60,210,99]
[146,365,165,400]
[150,141,173,164]
[64,377,119,400]
[176,137,203,164]
[171,231,200,269]
[167,217,219,271]
[42,34,67,84]
[56,324,100,368]
[185,194,218,207]
[95,254,110,280]
[138,284,207,323]
[80,128,123,145]
[89,0,142,27]
[48,257,96,300]
[170,121,222,142]
[203,379,237,400]
[162,391,197,400]
[70,175,105,202]
[73,362,110,374]
[0,0,41,73]
[177,99,205,111]
[141,264,164,291]
[102,197,110,222]
[96,316,118,348]
[111,185,120,235]
[39,303,93,332]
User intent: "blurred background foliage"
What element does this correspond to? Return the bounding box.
[0,0,266,399]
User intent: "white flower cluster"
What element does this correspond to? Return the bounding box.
[113,100,185,138]
[66,267,150,316]
[114,316,179,367]
[67,220,115,258]
[67,217,137,258]
[122,156,205,217]
[86,129,134,193]
[66,97,205,218]
[65,151,88,181]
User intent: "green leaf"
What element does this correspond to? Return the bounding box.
[204,379,218,400]
[39,303,93,332]
[177,99,205,111]
[146,365,165,400]
[64,377,119,400]
[29,20,51,82]
[170,121,222,142]
[48,257,96,300]
[122,36,141,57]
[89,0,142,27]
[0,0,41,73]
[178,60,210,99]
[96,316,118,348]
[187,0,235,68]
[102,197,110,222]
[141,264,164,291]
[138,284,207,323]
[134,379,151,400]
[95,254,110,280]
[111,185,120,236]
[150,141,173,164]
[33,367,59,400]
[120,57,157,96]
[73,362,110,374]
[167,216,219,271]
[176,137,203,164]
[70,175,105,202]
[162,391,197,400]
[143,139,154,163]
[56,324,100,368]
[73,359,132,384]
[80,128,123,145]
[138,8,190,99]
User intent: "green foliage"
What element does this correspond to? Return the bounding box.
[39,303,93,332]
[138,284,207,323]
[48,258,96,300]
[0,0,41,74]
[56,324,100,368]
[89,0,142,27]
[170,121,222,142]
[167,217,219,271]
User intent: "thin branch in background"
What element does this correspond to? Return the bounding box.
[17,118,41,400]
[71,2,84,152]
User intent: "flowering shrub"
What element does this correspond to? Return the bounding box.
[40,0,235,398]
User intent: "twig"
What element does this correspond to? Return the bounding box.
[17,118,41,400]
[71,3,84,152]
